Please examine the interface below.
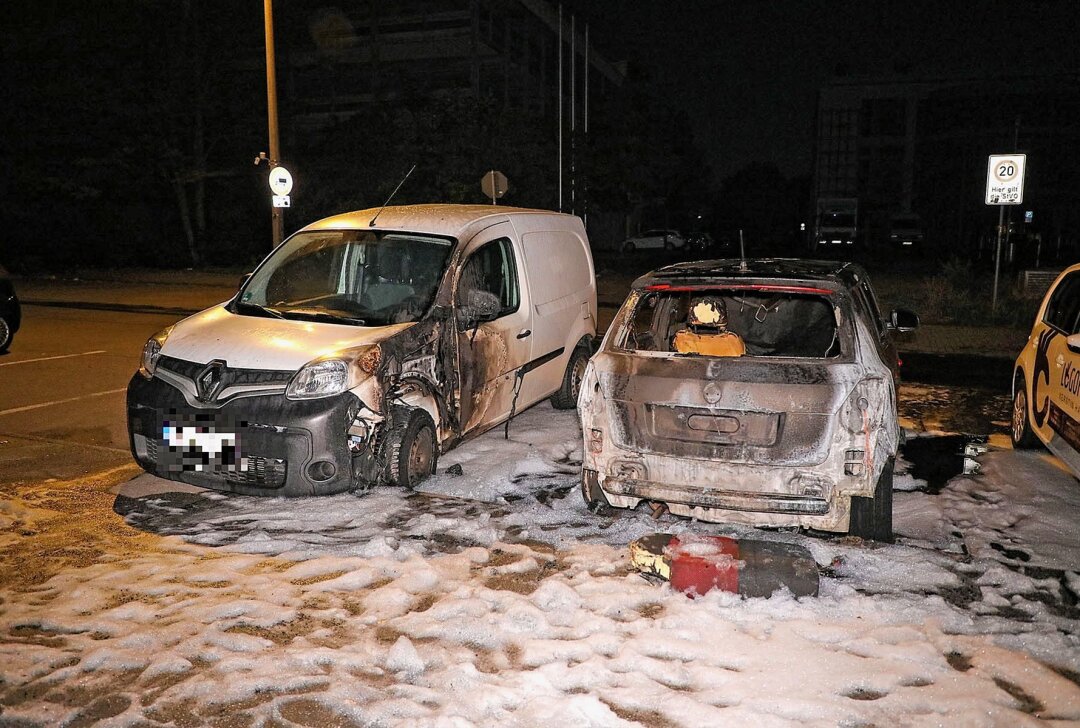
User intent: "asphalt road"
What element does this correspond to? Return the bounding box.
[0,305,178,484]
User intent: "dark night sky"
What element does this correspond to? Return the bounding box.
[579,0,1080,180]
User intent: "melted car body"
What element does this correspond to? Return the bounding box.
[578,259,916,540]
[128,205,596,496]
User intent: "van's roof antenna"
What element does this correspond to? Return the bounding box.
[369,164,417,227]
[739,228,748,272]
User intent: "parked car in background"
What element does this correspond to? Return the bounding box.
[578,258,918,541]
[128,205,597,497]
[621,229,686,252]
[0,265,21,353]
[1011,262,1080,477]
[888,213,924,249]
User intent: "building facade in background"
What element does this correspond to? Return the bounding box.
[814,73,1080,265]
[281,0,624,129]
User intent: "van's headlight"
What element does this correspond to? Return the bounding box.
[138,326,173,379]
[287,359,349,400]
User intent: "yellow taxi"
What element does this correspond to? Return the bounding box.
[1012,262,1080,475]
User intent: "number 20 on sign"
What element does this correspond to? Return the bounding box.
[985,154,1026,205]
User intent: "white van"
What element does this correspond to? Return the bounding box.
[127,205,597,496]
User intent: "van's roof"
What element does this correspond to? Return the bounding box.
[300,204,576,239]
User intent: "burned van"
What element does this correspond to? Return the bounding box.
[128,205,596,496]
[578,259,918,541]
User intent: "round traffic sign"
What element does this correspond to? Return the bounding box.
[269,166,294,196]
[993,159,1020,183]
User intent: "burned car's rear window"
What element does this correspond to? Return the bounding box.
[620,287,845,359]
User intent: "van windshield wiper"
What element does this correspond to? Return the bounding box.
[234,301,285,319]
[279,308,367,326]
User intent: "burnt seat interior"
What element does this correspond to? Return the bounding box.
[627,290,840,358]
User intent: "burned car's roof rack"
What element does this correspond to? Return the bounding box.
[634,258,861,290]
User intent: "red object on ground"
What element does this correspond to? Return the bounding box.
[668,535,742,596]
[655,534,819,598]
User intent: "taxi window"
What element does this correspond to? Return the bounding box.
[1043,272,1080,335]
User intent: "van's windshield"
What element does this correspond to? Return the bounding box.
[237,230,453,326]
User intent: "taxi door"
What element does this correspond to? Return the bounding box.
[1036,271,1080,468]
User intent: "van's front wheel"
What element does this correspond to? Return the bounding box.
[388,410,439,487]
[551,347,589,410]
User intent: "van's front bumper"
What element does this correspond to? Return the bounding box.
[127,374,367,497]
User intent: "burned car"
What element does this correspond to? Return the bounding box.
[578,259,917,541]
[128,205,597,496]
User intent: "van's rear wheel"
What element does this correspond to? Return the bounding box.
[388,410,438,488]
[1011,374,1040,448]
[849,458,893,542]
[551,346,589,410]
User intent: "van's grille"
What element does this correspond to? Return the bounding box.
[225,457,288,488]
[157,356,293,386]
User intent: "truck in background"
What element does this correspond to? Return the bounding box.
[813,198,858,251]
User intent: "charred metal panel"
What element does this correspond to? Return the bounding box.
[649,404,781,446]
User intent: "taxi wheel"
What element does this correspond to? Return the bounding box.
[389,410,439,488]
[1011,374,1040,449]
[849,458,893,543]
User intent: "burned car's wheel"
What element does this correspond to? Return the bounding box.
[0,316,11,353]
[1011,374,1040,449]
[580,469,613,514]
[849,458,893,543]
[551,346,589,410]
[389,410,439,488]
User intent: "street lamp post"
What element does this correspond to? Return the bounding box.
[263,0,283,248]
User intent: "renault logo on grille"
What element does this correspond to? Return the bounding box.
[196,360,227,403]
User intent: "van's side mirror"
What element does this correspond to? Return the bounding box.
[889,308,919,333]
[1067,334,1080,354]
[458,289,500,329]
[238,272,252,290]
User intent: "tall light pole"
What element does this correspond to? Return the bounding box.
[264,0,283,247]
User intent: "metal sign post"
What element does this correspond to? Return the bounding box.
[986,154,1026,312]
[481,170,508,205]
[264,0,283,248]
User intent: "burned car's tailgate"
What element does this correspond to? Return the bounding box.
[595,352,862,466]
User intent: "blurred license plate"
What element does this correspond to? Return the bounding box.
[160,412,245,473]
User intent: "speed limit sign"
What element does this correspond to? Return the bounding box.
[985,154,1026,205]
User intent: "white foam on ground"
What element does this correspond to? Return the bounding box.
[2,404,1078,726]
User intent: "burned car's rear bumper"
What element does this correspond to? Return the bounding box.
[127,374,371,497]
[581,447,875,532]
